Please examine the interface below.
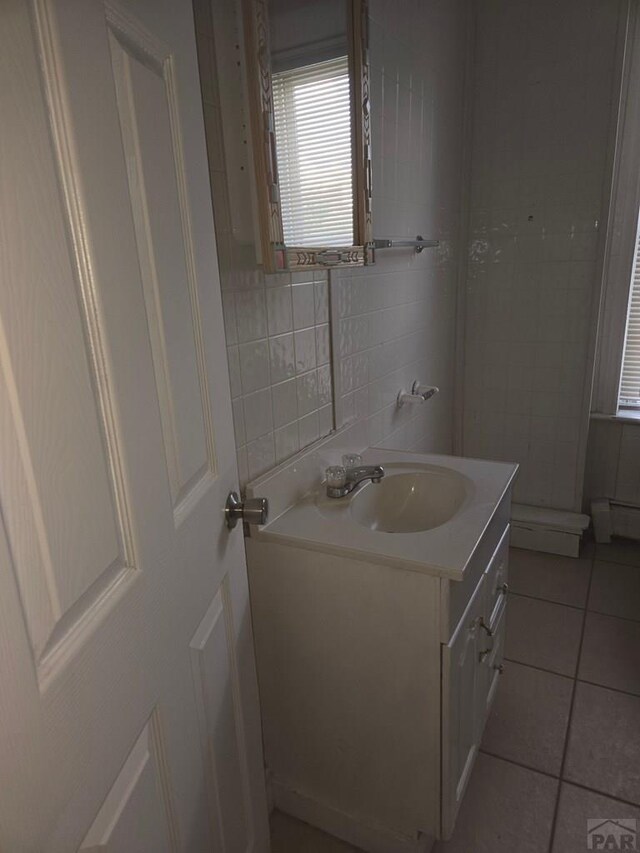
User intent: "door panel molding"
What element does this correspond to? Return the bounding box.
[107,2,218,525]
[0,0,138,672]
[190,582,255,853]
[79,710,179,852]
[33,0,137,571]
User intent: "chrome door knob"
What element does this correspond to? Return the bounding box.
[225,492,269,530]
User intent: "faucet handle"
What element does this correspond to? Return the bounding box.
[342,453,363,468]
[325,465,347,489]
[370,465,384,483]
[411,381,439,400]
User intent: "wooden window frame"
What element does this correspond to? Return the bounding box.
[241,0,373,272]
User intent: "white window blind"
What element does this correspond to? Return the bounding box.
[272,56,354,248]
[619,231,640,409]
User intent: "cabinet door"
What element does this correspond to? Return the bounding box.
[441,575,485,839]
[478,599,507,726]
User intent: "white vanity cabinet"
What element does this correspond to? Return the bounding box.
[246,486,513,853]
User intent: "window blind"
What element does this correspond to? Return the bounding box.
[619,231,640,409]
[272,56,354,248]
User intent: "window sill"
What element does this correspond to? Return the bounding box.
[591,410,640,425]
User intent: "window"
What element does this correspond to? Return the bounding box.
[619,227,640,409]
[592,7,640,416]
[272,56,353,247]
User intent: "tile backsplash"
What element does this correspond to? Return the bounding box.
[224,273,333,485]
[332,251,459,455]
[194,0,333,487]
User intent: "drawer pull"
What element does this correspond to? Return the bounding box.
[479,617,493,637]
[478,616,495,661]
[497,582,509,596]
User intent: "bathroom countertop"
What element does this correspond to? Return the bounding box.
[251,448,518,580]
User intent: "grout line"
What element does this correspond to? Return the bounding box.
[507,589,587,611]
[546,553,595,853]
[558,778,640,811]
[477,748,561,782]
[477,749,640,813]
[503,649,640,699]
[502,657,574,681]
[585,605,640,626]
[575,677,640,700]
[502,657,640,701]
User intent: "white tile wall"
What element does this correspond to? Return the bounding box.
[224,272,332,486]
[331,0,470,454]
[462,0,621,510]
[194,1,333,487]
[585,418,640,509]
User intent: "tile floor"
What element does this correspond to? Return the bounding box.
[270,538,640,853]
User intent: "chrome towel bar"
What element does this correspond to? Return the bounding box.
[373,235,439,253]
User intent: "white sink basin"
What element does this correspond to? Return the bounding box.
[248,447,517,579]
[351,467,470,533]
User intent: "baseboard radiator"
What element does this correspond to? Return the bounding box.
[591,498,640,543]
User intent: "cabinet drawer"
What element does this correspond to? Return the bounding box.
[484,525,510,627]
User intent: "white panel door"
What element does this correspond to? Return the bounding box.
[0,0,269,850]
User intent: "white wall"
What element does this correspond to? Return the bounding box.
[332,0,470,454]
[585,418,640,508]
[461,0,622,511]
[270,0,347,71]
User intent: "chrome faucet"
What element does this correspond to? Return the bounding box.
[325,462,385,499]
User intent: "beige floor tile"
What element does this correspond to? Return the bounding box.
[552,783,640,853]
[595,538,640,568]
[565,682,640,805]
[509,547,592,607]
[506,594,584,676]
[482,661,573,775]
[589,560,640,622]
[270,811,361,853]
[579,611,640,695]
[433,753,558,853]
